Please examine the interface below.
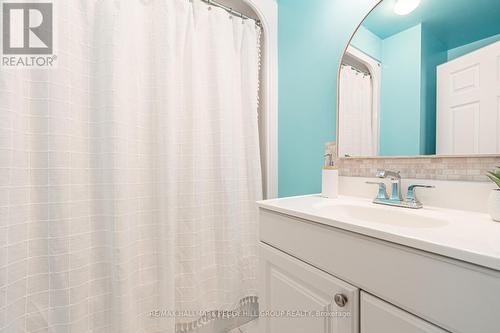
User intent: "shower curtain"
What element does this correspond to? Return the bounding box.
[338,65,375,157]
[0,1,262,332]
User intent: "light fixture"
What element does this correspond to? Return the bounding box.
[393,0,421,15]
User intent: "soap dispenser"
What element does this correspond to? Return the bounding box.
[321,153,338,199]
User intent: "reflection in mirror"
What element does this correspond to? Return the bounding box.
[338,0,500,157]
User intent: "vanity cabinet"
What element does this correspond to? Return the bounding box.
[360,292,446,333]
[259,242,444,333]
[259,243,359,333]
[258,207,500,333]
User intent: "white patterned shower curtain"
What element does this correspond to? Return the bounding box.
[338,65,375,157]
[0,0,262,332]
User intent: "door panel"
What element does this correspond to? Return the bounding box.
[451,64,479,93]
[259,243,359,333]
[451,102,479,154]
[497,55,500,81]
[498,97,500,152]
[361,292,447,333]
[437,41,500,154]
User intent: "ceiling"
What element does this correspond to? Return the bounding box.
[362,0,500,49]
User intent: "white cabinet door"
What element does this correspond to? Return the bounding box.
[259,243,359,333]
[437,41,500,155]
[360,292,446,333]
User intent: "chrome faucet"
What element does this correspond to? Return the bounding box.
[376,169,403,202]
[367,169,434,209]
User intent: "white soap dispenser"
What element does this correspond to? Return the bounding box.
[321,153,338,199]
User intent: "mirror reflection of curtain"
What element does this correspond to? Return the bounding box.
[339,65,375,157]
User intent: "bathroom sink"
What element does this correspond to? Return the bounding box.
[258,195,500,271]
[315,203,449,228]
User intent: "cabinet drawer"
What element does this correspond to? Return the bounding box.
[260,243,359,333]
[361,292,446,333]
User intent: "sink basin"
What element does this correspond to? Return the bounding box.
[315,203,449,228]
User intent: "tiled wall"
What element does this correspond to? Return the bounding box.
[325,142,500,182]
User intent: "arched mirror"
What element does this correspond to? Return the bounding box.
[337,0,500,158]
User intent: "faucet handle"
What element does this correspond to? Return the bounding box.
[406,184,435,203]
[366,181,389,200]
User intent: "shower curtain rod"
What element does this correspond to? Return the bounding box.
[200,0,261,25]
[341,63,371,77]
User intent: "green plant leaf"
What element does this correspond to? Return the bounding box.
[488,171,500,179]
[487,171,500,189]
[488,170,500,178]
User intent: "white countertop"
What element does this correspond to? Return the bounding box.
[257,195,500,271]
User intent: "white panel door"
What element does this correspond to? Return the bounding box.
[259,243,359,333]
[437,41,500,154]
[360,292,447,333]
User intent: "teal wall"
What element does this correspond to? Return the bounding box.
[352,23,447,156]
[351,25,383,61]
[420,25,447,154]
[278,0,377,197]
[379,25,422,156]
[447,33,500,61]
[362,0,500,51]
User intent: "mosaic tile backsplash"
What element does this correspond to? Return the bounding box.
[325,142,500,182]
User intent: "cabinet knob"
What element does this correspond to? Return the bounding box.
[334,293,348,307]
